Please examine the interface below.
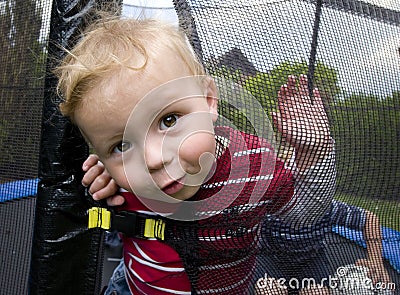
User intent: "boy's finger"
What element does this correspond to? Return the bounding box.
[355,258,368,268]
[271,111,283,133]
[88,173,114,195]
[106,194,126,206]
[278,85,290,118]
[299,74,309,98]
[91,180,119,201]
[82,154,101,171]
[286,75,297,98]
[81,165,106,187]
[286,75,296,88]
[313,88,323,105]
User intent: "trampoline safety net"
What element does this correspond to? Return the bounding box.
[0,1,50,294]
[0,0,399,294]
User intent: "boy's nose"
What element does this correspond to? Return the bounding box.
[144,138,172,172]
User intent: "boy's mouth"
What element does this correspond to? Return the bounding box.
[162,177,185,195]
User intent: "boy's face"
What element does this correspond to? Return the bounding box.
[75,47,218,203]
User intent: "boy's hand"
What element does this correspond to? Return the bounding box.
[272,74,332,155]
[356,258,392,288]
[82,154,125,206]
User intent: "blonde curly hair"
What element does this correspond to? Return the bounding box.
[55,16,205,121]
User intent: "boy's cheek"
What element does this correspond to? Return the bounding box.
[179,132,216,163]
[178,133,217,186]
[103,164,131,193]
[111,174,130,193]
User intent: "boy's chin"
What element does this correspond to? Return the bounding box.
[170,184,201,201]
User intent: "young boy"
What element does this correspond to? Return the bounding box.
[56,17,334,294]
[91,160,392,295]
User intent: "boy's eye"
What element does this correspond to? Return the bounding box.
[160,114,178,130]
[113,141,132,154]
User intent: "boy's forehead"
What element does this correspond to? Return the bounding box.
[87,47,198,104]
[130,76,205,113]
[74,46,204,139]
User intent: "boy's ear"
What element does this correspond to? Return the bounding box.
[203,76,219,122]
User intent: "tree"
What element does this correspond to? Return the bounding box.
[243,60,341,113]
[0,0,46,180]
[331,92,400,199]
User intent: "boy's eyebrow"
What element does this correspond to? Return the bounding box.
[107,133,124,143]
[138,81,204,120]
[134,100,174,125]
[146,95,199,120]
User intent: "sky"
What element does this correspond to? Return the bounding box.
[122,0,400,14]
[122,0,178,23]
[122,0,400,97]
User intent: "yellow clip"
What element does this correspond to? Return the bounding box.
[144,218,165,240]
[88,207,111,230]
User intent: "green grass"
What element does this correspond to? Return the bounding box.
[335,194,400,231]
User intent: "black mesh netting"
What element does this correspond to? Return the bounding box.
[0,1,50,293]
[164,0,400,294]
[1,1,110,294]
[0,0,399,294]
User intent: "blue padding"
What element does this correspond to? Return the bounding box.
[332,225,400,273]
[0,178,39,202]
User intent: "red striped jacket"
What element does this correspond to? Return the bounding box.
[119,126,294,294]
